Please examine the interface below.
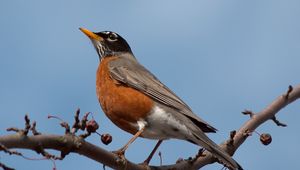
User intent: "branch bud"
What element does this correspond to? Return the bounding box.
[86,119,99,133]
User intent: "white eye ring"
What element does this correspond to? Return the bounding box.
[107,32,118,42]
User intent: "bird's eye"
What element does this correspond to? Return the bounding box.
[107,33,118,41]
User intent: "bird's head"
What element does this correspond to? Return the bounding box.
[80,28,132,59]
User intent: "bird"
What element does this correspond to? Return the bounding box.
[79,28,243,170]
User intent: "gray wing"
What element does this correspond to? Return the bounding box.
[109,57,217,133]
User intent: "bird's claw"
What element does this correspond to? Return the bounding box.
[112,149,127,164]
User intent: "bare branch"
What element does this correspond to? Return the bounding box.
[241,110,254,118]
[148,84,300,169]
[285,85,293,99]
[271,116,287,127]
[0,134,148,170]
[0,162,15,170]
[0,84,300,170]
[0,143,22,156]
[186,84,300,169]
[30,121,41,136]
[71,109,89,134]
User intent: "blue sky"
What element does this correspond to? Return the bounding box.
[1,1,300,169]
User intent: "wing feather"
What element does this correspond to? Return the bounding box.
[109,57,217,133]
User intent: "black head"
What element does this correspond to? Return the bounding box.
[80,28,132,58]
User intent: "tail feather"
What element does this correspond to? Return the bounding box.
[192,132,243,170]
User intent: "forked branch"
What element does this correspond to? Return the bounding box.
[0,84,300,170]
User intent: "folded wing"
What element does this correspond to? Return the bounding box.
[108,56,216,133]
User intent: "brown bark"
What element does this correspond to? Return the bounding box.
[1,84,299,170]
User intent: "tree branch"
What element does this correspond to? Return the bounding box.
[1,84,300,170]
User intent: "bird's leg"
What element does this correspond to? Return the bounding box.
[113,126,145,156]
[142,140,163,165]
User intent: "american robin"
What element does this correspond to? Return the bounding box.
[79,28,243,170]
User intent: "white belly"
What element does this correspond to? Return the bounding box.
[136,106,191,140]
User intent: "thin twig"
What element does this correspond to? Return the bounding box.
[271,116,287,127]
[0,162,15,170]
[0,84,300,170]
[31,121,41,135]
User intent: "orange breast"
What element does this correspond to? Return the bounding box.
[96,56,154,135]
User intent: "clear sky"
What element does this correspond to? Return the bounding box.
[1,1,300,170]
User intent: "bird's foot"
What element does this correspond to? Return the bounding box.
[112,148,127,164]
[112,148,125,156]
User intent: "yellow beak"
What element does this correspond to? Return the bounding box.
[79,28,103,41]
